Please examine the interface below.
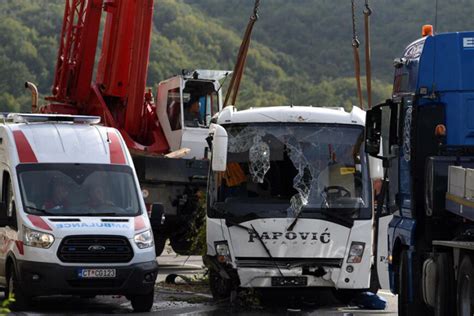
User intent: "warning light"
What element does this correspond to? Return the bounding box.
[422,24,434,37]
[435,124,446,137]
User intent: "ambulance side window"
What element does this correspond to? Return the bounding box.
[0,171,10,227]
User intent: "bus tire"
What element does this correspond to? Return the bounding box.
[457,254,474,316]
[209,269,232,301]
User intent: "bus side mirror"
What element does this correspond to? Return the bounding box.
[365,101,400,159]
[365,106,382,156]
[210,124,228,172]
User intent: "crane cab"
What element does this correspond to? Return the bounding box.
[156,69,230,159]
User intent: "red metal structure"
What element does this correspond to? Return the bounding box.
[44,0,168,154]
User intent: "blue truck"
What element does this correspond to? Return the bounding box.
[365,26,474,315]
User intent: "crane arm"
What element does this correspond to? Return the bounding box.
[49,0,103,103]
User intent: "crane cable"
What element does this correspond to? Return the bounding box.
[364,0,373,109]
[351,0,364,110]
[224,0,260,108]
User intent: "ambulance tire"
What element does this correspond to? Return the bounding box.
[456,254,474,316]
[130,289,154,313]
[7,268,31,311]
[154,236,166,257]
[209,269,232,301]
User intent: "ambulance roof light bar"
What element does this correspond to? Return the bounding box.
[5,113,101,125]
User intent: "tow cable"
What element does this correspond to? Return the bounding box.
[364,0,373,109]
[351,0,364,110]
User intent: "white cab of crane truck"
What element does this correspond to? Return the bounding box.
[204,105,386,300]
[0,113,158,312]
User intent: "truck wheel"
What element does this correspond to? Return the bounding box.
[209,269,232,300]
[155,236,166,257]
[457,254,474,316]
[434,253,455,316]
[398,250,428,316]
[130,289,155,313]
[7,268,31,311]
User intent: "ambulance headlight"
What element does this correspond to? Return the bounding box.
[215,241,231,263]
[134,230,154,249]
[347,242,365,263]
[23,226,54,249]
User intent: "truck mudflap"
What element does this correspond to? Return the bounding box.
[15,260,158,297]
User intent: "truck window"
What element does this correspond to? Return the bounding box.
[183,81,217,128]
[17,164,141,217]
[167,88,182,131]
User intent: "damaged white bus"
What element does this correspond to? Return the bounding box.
[204,105,388,301]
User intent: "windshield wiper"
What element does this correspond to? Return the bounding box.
[24,206,56,216]
[300,206,354,227]
[214,206,284,277]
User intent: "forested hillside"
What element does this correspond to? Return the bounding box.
[1,0,473,112]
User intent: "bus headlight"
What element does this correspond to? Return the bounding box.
[215,242,231,263]
[134,230,154,249]
[347,242,365,263]
[23,226,55,249]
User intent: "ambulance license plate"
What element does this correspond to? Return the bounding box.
[78,269,116,278]
[271,276,307,287]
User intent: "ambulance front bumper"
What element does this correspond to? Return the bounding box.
[15,260,158,297]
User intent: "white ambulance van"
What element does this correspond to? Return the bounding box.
[0,113,158,312]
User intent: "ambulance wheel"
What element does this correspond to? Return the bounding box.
[130,289,154,312]
[154,236,166,257]
[457,254,474,316]
[7,268,31,311]
[209,269,232,300]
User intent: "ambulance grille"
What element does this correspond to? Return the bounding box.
[58,235,133,263]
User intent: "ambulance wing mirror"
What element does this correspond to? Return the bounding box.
[210,124,228,172]
[365,101,400,160]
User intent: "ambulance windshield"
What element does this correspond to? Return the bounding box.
[17,164,141,216]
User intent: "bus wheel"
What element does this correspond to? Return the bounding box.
[209,269,232,301]
[457,254,474,316]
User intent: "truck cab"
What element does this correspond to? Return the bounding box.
[205,106,384,299]
[157,69,229,159]
[364,28,474,315]
[0,114,158,312]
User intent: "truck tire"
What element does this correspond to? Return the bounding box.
[130,289,155,313]
[398,250,428,316]
[209,269,232,301]
[154,236,166,257]
[434,253,455,316]
[457,254,474,316]
[7,268,31,311]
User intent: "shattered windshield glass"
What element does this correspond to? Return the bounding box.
[209,123,370,222]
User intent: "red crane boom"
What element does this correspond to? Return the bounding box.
[45,0,168,153]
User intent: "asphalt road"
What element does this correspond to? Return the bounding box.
[8,250,398,315]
